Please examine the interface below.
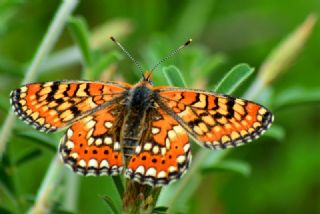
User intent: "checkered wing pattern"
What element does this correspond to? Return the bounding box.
[59,105,125,176]
[125,107,191,186]
[10,81,130,132]
[156,88,274,149]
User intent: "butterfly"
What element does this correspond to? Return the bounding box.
[10,37,273,187]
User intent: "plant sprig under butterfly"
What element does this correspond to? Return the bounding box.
[10,37,273,209]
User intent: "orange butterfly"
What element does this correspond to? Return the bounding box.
[10,38,273,186]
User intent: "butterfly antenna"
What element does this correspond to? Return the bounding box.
[109,36,144,78]
[149,38,192,78]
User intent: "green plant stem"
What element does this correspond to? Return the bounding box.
[63,171,79,212]
[0,0,79,158]
[27,155,65,214]
[0,114,16,157]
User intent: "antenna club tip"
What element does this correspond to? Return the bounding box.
[185,38,193,46]
[109,36,116,42]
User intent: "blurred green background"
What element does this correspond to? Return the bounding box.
[0,0,319,213]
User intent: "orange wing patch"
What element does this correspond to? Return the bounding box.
[157,88,274,149]
[10,81,130,132]
[59,105,125,176]
[125,108,191,186]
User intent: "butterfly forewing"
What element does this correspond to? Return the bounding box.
[125,107,191,186]
[156,88,274,149]
[10,81,130,132]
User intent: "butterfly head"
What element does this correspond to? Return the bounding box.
[143,71,153,84]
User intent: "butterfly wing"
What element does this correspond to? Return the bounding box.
[59,104,126,176]
[10,81,130,132]
[155,88,274,149]
[125,107,191,186]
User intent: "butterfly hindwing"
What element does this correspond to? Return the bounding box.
[125,108,191,186]
[10,81,130,132]
[59,105,125,176]
[157,88,274,149]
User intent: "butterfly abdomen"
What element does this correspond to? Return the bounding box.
[121,85,154,164]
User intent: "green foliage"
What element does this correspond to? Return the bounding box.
[214,63,254,93]
[0,1,319,214]
[202,160,251,177]
[68,16,93,68]
[91,50,123,80]
[101,195,121,214]
[274,87,320,109]
[14,148,43,167]
[264,124,286,141]
[15,130,57,152]
[162,65,187,87]
[153,206,168,214]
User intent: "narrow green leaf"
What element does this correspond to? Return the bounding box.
[111,176,124,199]
[157,172,201,212]
[0,0,22,36]
[199,53,226,77]
[68,16,93,68]
[0,207,12,214]
[0,95,9,112]
[244,14,317,99]
[153,206,168,214]
[14,149,42,167]
[0,153,16,194]
[92,51,123,80]
[0,56,23,77]
[50,208,74,214]
[101,195,121,214]
[257,15,317,85]
[201,150,229,167]
[264,124,285,141]
[174,0,215,39]
[22,194,36,204]
[0,169,19,213]
[202,160,251,177]
[215,63,255,94]
[274,88,320,110]
[15,131,57,152]
[0,155,19,214]
[161,65,187,87]
[40,19,133,73]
